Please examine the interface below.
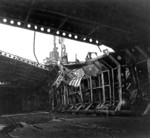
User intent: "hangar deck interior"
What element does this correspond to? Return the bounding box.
[0,0,150,115]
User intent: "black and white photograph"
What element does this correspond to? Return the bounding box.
[0,0,150,137]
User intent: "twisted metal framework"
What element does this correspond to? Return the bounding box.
[51,46,150,115]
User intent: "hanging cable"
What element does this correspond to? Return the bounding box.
[33,31,39,64]
[97,45,102,52]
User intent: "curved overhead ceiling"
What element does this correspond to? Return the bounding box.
[0,0,150,49]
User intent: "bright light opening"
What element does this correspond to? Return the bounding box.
[41,27,44,31]
[47,29,50,32]
[63,32,66,36]
[56,31,60,34]
[3,19,7,22]
[89,39,92,42]
[83,38,86,41]
[27,24,31,28]
[69,34,72,37]
[17,22,21,26]
[34,26,38,29]
[10,20,14,24]
[74,35,78,39]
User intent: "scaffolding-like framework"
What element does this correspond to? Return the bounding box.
[52,46,150,115]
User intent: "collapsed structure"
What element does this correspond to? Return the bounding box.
[51,45,150,115]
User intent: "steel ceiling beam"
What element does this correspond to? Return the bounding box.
[57,8,78,29]
[58,18,68,29]
[23,0,36,27]
[0,16,115,46]
[81,26,100,40]
[0,1,132,35]
[31,9,132,35]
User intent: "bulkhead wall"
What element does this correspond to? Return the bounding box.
[0,87,49,115]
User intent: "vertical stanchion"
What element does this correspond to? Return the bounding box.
[101,72,105,103]
[109,55,122,111]
[108,70,111,103]
[111,69,115,102]
[90,76,93,103]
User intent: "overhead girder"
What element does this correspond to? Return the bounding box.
[0,0,150,49]
[0,0,132,34]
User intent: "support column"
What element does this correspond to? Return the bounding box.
[109,55,122,111]
[90,76,93,103]
[101,72,105,103]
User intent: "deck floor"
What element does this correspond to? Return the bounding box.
[0,112,150,138]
